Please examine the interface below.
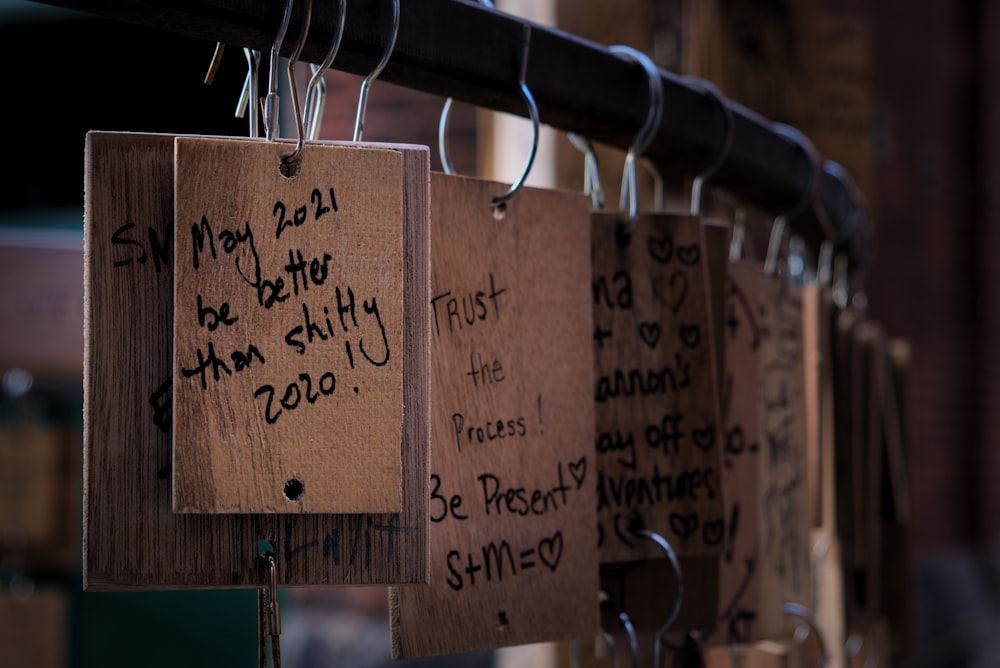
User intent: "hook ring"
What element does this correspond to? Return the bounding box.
[685,77,734,215]
[354,0,400,142]
[608,45,664,233]
[490,23,539,211]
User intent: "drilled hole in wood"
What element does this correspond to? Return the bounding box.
[279,156,302,179]
[492,202,507,220]
[283,478,305,503]
[496,610,509,631]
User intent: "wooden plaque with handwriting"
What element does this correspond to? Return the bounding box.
[591,212,725,559]
[84,132,429,588]
[755,274,812,637]
[172,138,408,514]
[391,174,597,658]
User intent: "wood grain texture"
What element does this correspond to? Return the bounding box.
[710,260,765,645]
[0,588,67,668]
[391,174,597,659]
[83,132,429,589]
[592,212,725,559]
[755,275,812,638]
[172,137,406,514]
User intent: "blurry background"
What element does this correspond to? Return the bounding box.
[1,0,997,666]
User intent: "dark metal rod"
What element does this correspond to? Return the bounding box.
[32,0,869,271]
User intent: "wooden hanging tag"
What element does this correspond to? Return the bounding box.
[802,284,822,529]
[755,273,812,638]
[84,131,430,588]
[391,174,597,659]
[706,259,766,645]
[172,137,408,514]
[0,423,61,548]
[592,212,726,560]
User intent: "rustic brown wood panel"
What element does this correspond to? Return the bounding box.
[84,131,429,589]
[592,212,725,559]
[391,173,597,659]
[172,138,412,514]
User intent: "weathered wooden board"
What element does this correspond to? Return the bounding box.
[172,137,408,514]
[391,173,597,658]
[755,274,812,637]
[592,212,725,559]
[84,131,429,588]
[711,260,765,645]
[593,219,732,643]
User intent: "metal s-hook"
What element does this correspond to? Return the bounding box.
[685,76,734,215]
[489,22,539,212]
[265,0,295,142]
[764,122,820,276]
[568,132,605,210]
[439,0,495,175]
[619,612,640,668]
[784,601,829,668]
[237,48,262,138]
[281,0,313,168]
[608,44,664,234]
[303,0,346,140]
[354,0,399,142]
[630,526,683,668]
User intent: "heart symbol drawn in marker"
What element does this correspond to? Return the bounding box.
[638,322,661,349]
[568,457,587,488]
[669,512,699,539]
[676,243,701,266]
[692,426,716,451]
[647,235,673,264]
[702,519,724,546]
[680,324,701,349]
[538,532,564,571]
[652,270,688,314]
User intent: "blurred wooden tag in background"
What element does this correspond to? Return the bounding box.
[0,423,61,548]
[391,174,597,658]
[592,212,725,560]
[84,132,430,588]
[0,587,68,668]
[755,274,812,637]
[173,137,409,514]
[711,259,765,644]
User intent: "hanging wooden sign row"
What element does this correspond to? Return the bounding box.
[82,130,908,665]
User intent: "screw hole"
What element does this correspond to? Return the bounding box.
[496,610,509,631]
[279,156,302,179]
[283,478,305,503]
[491,202,507,220]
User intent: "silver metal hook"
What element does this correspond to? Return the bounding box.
[265,0,295,142]
[303,0,346,141]
[631,527,683,668]
[765,123,820,275]
[354,0,399,142]
[608,45,664,233]
[439,0,494,175]
[729,207,748,262]
[685,77,734,215]
[784,602,828,668]
[238,48,262,138]
[619,612,640,668]
[281,0,313,167]
[568,132,605,209]
[489,22,539,211]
